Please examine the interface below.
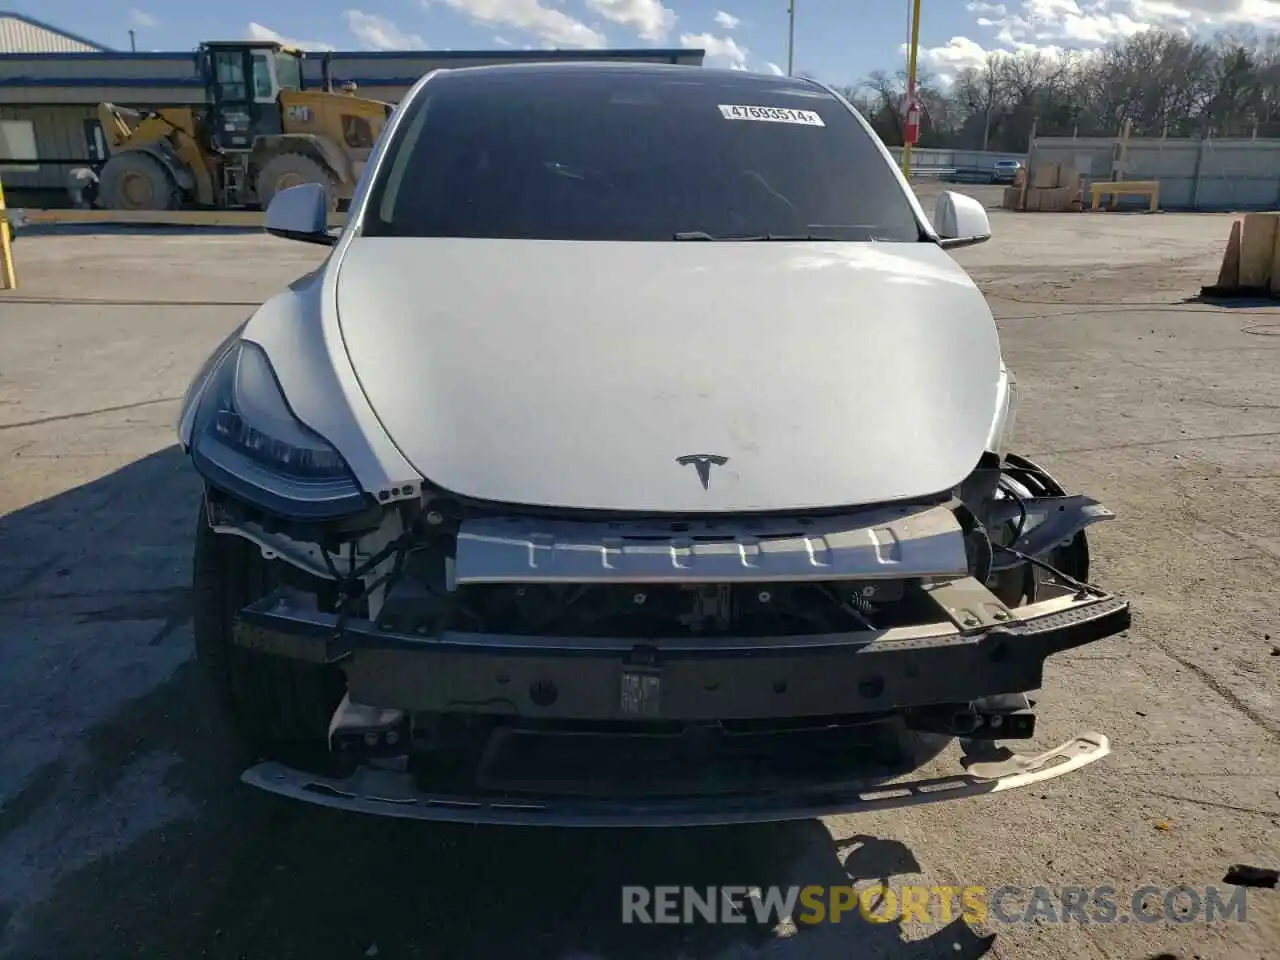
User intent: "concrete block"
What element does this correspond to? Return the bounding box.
[1269,223,1280,296]
[1215,219,1241,290]
[1032,164,1060,189]
[1237,212,1278,289]
[1037,186,1076,212]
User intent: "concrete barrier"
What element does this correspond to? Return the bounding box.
[1204,212,1280,298]
[906,166,957,181]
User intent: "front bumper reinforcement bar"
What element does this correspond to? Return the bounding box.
[232,586,1131,721]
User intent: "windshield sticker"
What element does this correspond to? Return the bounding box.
[718,104,825,126]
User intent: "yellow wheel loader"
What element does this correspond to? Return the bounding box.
[96,40,394,211]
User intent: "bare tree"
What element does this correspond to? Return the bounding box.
[855,26,1280,149]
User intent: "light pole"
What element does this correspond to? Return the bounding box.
[786,1,796,76]
[901,0,922,177]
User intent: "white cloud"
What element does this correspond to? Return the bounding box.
[680,31,748,69]
[714,10,740,29]
[958,0,1280,61]
[343,10,426,49]
[984,0,1147,45]
[438,0,608,48]
[923,0,1248,83]
[245,22,336,51]
[918,35,997,79]
[493,34,514,45]
[764,61,785,74]
[129,9,157,28]
[585,0,677,41]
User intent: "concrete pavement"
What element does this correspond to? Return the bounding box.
[0,205,1277,959]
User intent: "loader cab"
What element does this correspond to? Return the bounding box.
[198,41,305,151]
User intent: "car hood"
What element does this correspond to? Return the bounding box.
[334,238,1002,513]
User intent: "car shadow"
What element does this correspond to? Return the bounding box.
[0,447,996,960]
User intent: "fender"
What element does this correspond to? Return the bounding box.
[122,142,197,196]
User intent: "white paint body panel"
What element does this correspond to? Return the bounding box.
[333,237,1003,512]
[179,67,1008,516]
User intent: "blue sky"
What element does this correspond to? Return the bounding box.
[7,1,1280,86]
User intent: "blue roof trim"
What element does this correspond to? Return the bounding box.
[0,52,193,61]
[0,47,703,63]
[0,76,204,86]
[0,9,112,51]
[311,47,705,60]
[0,72,721,88]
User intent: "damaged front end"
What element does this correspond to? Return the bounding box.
[205,451,1130,827]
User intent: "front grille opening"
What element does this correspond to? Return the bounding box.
[438,579,923,637]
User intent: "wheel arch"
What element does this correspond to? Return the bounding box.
[105,142,194,196]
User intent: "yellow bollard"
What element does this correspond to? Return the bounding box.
[0,174,16,290]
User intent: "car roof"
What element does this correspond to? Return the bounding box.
[424,60,828,95]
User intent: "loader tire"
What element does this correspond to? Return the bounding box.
[255,152,339,211]
[191,500,345,763]
[98,151,181,211]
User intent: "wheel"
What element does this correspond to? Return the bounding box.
[255,152,339,211]
[191,500,346,762]
[98,151,181,210]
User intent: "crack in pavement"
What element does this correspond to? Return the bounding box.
[1140,789,1280,820]
[1047,428,1280,456]
[0,397,182,433]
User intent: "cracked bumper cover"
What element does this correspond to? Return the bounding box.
[242,732,1112,827]
[232,587,1130,825]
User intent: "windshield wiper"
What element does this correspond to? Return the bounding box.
[674,231,838,241]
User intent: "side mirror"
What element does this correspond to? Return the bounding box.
[933,190,991,249]
[265,183,335,245]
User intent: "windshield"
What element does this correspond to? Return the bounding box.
[362,67,924,242]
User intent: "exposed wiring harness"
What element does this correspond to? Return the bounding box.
[992,457,1108,601]
[320,513,416,636]
[993,542,1106,600]
[997,475,1029,544]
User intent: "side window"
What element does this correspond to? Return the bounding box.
[0,119,38,173]
[82,119,107,163]
[212,51,247,101]
[251,52,275,100]
[275,53,303,92]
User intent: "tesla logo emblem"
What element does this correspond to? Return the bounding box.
[676,454,729,490]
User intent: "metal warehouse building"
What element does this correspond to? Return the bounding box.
[0,11,705,203]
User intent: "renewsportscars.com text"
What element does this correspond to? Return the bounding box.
[621,884,1249,926]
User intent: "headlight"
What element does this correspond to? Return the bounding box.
[190,340,371,520]
[986,366,1020,457]
[177,320,247,439]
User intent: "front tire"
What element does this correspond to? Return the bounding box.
[98,151,181,210]
[191,500,345,761]
[255,152,339,211]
